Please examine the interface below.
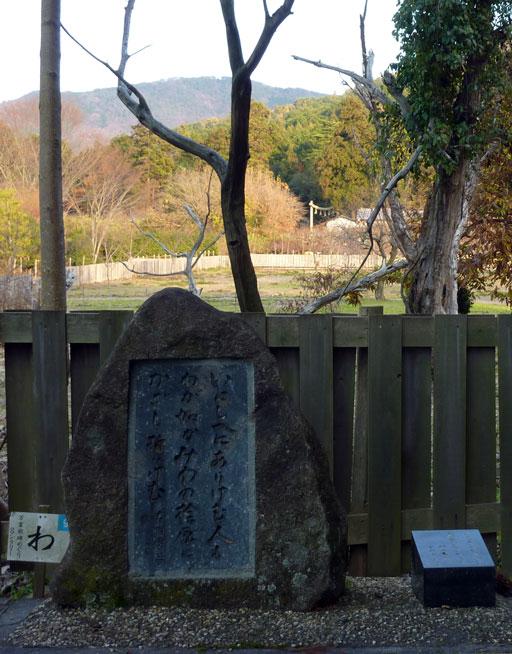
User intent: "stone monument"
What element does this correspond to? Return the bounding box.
[52,288,347,610]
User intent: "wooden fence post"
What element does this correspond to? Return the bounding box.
[498,315,512,577]
[99,310,134,366]
[299,315,334,474]
[367,314,402,576]
[466,316,498,558]
[5,339,38,512]
[32,311,68,512]
[333,345,356,514]
[432,315,467,530]
[349,306,383,575]
[401,317,433,570]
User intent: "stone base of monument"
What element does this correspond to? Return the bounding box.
[51,288,347,611]
[411,529,495,608]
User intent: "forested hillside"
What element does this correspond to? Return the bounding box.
[1,77,322,139]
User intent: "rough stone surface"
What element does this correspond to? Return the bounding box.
[51,288,347,610]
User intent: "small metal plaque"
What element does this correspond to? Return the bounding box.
[7,512,69,563]
[413,529,494,569]
[128,359,255,579]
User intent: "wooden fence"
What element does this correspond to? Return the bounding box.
[68,253,382,285]
[2,309,511,577]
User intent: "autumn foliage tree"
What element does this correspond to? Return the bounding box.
[459,56,512,303]
[65,143,142,262]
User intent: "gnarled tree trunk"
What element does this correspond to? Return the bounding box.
[406,158,479,314]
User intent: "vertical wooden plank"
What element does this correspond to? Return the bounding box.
[402,347,432,509]
[351,347,368,514]
[467,337,497,558]
[433,315,467,529]
[5,342,38,512]
[272,348,300,407]
[349,307,382,575]
[349,343,368,577]
[367,315,402,576]
[299,315,333,473]
[498,315,512,577]
[70,343,100,432]
[99,310,133,365]
[333,347,356,512]
[401,346,432,572]
[32,311,69,513]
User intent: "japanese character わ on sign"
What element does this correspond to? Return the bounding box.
[7,512,69,563]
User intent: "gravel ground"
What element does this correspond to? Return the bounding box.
[8,576,512,649]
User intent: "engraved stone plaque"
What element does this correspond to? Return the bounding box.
[128,359,255,579]
[53,288,346,609]
[411,529,495,607]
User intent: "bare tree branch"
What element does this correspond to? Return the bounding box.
[360,0,369,78]
[121,261,187,278]
[119,0,135,75]
[381,70,411,121]
[220,0,294,77]
[325,145,421,310]
[292,55,392,107]
[130,218,186,258]
[366,145,422,233]
[115,2,228,180]
[220,0,245,72]
[128,176,223,296]
[384,179,418,261]
[61,19,229,179]
[245,0,294,77]
[193,231,225,267]
[298,259,408,314]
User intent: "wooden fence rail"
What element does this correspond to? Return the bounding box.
[1,310,511,577]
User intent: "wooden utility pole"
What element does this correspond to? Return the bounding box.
[40,0,66,310]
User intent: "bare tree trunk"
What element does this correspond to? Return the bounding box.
[221,75,263,312]
[39,0,66,310]
[407,159,479,314]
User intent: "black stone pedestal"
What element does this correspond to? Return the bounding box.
[411,529,495,607]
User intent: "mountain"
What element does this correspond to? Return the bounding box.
[1,77,322,140]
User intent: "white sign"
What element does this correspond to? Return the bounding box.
[7,512,70,563]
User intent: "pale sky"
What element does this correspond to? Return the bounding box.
[0,1,400,103]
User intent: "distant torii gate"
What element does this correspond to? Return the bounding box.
[308,200,335,232]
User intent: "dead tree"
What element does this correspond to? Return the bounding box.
[123,203,223,297]
[63,0,295,312]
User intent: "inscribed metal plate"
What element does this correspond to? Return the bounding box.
[128,359,255,579]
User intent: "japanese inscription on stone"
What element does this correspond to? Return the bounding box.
[128,359,255,579]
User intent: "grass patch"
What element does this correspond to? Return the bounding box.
[67,269,511,315]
